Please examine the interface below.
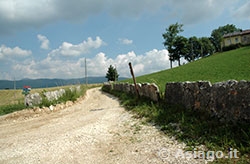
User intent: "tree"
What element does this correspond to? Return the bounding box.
[185,36,201,62]
[172,36,188,66]
[162,22,184,68]
[210,24,241,52]
[199,37,214,57]
[105,65,119,81]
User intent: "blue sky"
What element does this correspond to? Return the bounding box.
[0,0,249,80]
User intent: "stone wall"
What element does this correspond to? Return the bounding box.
[43,89,66,102]
[104,82,160,102]
[104,80,250,121]
[165,80,250,122]
[25,85,81,106]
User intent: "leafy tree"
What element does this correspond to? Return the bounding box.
[172,36,188,66]
[162,22,184,68]
[185,36,214,62]
[185,36,201,62]
[199,37,214,57]
[210,24,241,52]
[105,65,119,81]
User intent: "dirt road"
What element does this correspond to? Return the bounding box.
[0,88,206,164]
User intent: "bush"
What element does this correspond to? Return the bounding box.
[0,103,26,116]
[222,43,242,51]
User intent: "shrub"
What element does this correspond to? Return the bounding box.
[222,43,242,51]
[0,102,26,116]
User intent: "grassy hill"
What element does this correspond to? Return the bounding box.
[124,46,250,92]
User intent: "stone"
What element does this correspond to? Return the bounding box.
[49,105,54,111]
[25,93,42,106]
[44,89,65,101]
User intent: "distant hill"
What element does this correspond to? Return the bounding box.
[123,46,250,92]
[0,77,128,90]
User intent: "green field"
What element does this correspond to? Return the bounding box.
[124,46,250,92]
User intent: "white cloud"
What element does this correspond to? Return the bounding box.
[9,48,177,79]
[113,49,172,77]
[119,38,133,45]
[13,60,38,77]
[49,37,105,57]
[37,34,50,50]
[0,45,32,60]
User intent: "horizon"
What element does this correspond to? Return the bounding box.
[0,76,129,81]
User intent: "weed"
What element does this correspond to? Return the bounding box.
[0,101,26,115]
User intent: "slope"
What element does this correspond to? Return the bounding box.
[124,46,250,92]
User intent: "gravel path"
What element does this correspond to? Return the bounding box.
[0,88,207,164]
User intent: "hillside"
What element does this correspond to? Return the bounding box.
[124,46,250,92]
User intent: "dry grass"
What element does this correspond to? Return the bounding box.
[0,85,89,106]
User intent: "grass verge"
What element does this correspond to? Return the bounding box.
[0,103,26,116]
[102,87,250,164]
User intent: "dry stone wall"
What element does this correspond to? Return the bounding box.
[43,89,66,102]
[25,86,81,106]
[165,80,250,122]
[104,82,160,102]
[104,80,250,122]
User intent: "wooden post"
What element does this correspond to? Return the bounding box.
[128,62,139,98]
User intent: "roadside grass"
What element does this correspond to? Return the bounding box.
[0,85,81,106]
[0,103,26,116]
[0,84,101,116]
[104,48,250,163]
[103,88,250,164]
[122,46,250,92]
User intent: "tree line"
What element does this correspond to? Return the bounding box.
[162,23,241,68]
[105,23,242,81]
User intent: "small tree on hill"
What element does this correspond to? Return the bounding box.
[105,65,119,81]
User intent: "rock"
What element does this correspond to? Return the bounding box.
[25,93,42,106]
[44,89,65,101]
[49,105,54,111]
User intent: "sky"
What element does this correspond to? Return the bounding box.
[0,0,249,80]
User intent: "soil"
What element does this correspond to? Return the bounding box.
[0,88,207,164]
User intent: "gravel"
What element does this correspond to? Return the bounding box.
[0,88,208,164]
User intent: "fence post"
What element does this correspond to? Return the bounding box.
[128,62,140,98]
